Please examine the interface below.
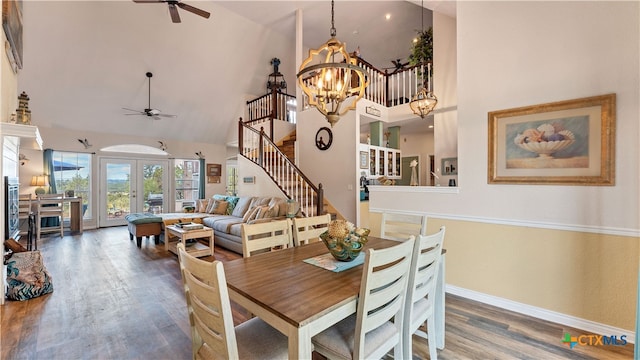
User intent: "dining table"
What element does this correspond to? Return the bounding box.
[223,236,446,359]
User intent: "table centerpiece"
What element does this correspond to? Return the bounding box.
[320,219,370,262]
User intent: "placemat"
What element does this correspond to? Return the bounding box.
[303,252,365,272]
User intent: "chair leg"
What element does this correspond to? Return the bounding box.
[427,318,438,360]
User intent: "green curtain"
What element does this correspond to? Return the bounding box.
[43,149,57,194]
[41,149,59,228]
[199,158,205,199]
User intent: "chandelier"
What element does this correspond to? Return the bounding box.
[409,62,438,118]
[409,0,437,119]
[297,0,368,127]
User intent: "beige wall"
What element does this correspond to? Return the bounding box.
[368,211,638,331]
[368,1,639,336]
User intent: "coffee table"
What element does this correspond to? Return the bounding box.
[165,224,214,258]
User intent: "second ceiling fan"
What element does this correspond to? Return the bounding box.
[123,72,177,120]
[133,0,210,23]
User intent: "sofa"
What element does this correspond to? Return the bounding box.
[176,194,288,255]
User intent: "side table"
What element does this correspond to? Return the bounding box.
[165,225,214,258]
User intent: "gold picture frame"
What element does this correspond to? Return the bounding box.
[488,93,615,185]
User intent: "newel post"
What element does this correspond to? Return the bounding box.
[317,183,324,216]
[258,126,264,167]
[238,117,243,156]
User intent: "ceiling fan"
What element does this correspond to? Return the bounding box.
[383,59,410,74]
[123,72,177,120]
[132,0,210,23]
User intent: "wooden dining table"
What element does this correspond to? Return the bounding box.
[224,236,446,359]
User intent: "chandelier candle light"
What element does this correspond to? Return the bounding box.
[410,63,438,118]
[297,0,369,127]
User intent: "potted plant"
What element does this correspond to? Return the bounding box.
[408,27,433,67]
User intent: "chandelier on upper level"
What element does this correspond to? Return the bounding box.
[297,0,369,127]
[409,0,437,118]
[409,62,438,118]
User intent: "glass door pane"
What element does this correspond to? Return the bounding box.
[141,161,166,214]
[100,159,135,227]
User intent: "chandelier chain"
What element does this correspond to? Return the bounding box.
[330,0,336,37]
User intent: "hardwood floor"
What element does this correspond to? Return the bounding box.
[1,227,634,359]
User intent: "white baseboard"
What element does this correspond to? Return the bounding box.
[446,285,635,344]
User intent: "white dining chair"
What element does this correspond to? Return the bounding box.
[177,243,289,360]
[36,194,65,241]
[380,211,427,241]
[241,218,293,258]
[311,237,415,359]
[292,214,331,246]
[403,226,446,360]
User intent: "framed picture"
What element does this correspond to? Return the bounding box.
[207,163,221,177]
[359,151,368,169]
[2,0,23,70]
[242,176,255,184]
[207,176,220,184]
[441,157,457,175]
[488,93,615,185]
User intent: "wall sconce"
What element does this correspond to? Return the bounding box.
[195,151,205,160]
[77,138,92,149]
[158,141,167,151]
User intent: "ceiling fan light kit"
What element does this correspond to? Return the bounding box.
[123,72,177,120]
[132,0,210,23]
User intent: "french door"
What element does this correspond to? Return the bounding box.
[99,158,169,227]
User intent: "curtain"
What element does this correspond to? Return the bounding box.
[43,149,57,194]
[41,149,59,227]
[198,158,205,199]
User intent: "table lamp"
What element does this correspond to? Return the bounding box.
[30,175,48,195]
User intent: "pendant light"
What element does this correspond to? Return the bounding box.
[297,0,369,127]
[409,1,437,118]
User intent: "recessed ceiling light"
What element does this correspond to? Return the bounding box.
[385,13,391,20]
[428,125,434,129]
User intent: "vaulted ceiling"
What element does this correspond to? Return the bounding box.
[18,1,451,145]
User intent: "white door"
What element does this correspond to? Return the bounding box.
[99,158,169,227]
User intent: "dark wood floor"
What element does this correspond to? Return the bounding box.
[1,227,634,359]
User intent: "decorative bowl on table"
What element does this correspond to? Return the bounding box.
[320,220,370,262]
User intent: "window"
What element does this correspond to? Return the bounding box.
[174,159,200,210]
[52,151,91,219]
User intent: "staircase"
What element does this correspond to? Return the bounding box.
[239,120,342,219]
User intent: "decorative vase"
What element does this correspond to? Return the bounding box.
[320,220,370,262]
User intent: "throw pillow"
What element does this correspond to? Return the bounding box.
[225,196,239,215]
[254,205,272,220]
[232,197,254,218]
[196,199,210,213]
[209,200,228,215]
[266,203,279,218]
[205,199,217,214]
[242,206,260,222]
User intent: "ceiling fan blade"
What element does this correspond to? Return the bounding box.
[132,0,164,3]
[157,114,177,118]
[152,116,162,120]
[177,2,210,19]
[122,107,145,114]
[168,4,181,23]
